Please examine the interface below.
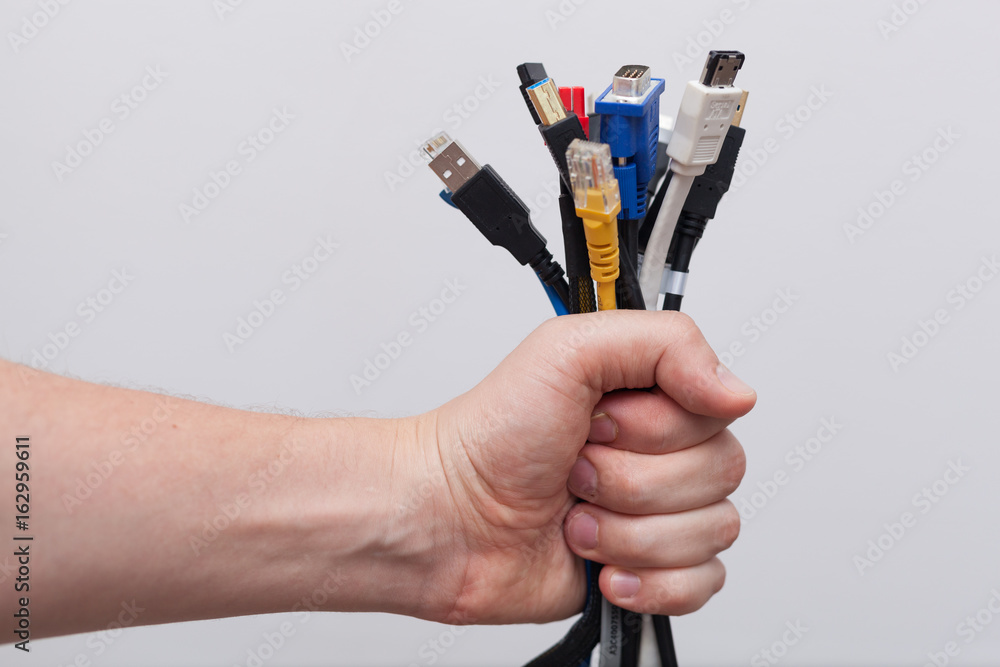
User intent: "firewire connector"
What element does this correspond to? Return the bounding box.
[701,50,744,87]
[422,131,570,309]
[666,50,745,176]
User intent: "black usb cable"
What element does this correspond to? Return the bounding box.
[422,132,570,309]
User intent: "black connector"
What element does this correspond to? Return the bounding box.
[700,50,745,87]
[524,77,589,189]
[423,132,570,307]
[639,123,745,255]
[540,118,588,189]
[452,165,568,299]
[517,62,549,126]
[639,123,745,311]
[679,123,745,220]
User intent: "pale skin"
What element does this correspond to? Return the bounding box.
[0,310,754,639]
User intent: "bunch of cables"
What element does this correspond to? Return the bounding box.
[421,51,749,667]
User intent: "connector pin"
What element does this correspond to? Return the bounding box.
[612,65,651,98]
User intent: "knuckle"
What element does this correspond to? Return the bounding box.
[668,311,697,336]
[719,435,747,495]
[533,316,566,345]
[657,571,702,615]
[618,465,646,510]
[715,501,742,550]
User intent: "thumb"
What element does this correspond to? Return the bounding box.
[523,310,756,421]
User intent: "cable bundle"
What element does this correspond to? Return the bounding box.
[421,51,750,667]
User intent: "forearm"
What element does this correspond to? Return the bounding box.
[0,360,448,638]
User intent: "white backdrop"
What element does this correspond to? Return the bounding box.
[2,0,999,665]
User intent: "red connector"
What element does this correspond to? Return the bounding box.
[559,86,589,138]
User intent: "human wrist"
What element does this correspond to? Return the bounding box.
[245,410,457,620]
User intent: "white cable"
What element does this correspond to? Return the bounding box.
[638,57,745,308]
[638,169,694,309]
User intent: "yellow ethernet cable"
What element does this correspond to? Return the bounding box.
[566,139,622,311]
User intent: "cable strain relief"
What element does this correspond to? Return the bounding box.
[529,249,565,286]
[677,211,709,238]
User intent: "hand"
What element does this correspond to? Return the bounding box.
[0,310,751,640]
[414,311,756,625]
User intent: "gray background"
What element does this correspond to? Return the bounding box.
[2,0,999,665]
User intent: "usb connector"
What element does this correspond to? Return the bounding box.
[517,62,549,125]
[523,77,589,189]
[527,78,568,126]
[421,132,569,308]
[422,133,481,193]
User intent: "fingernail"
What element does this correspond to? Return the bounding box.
[566,512,598,550]
[716,363,755,395]
[610,570,641,599]
[569,458,598,498]
[589,412,618,443]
